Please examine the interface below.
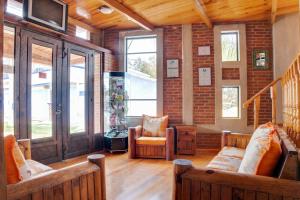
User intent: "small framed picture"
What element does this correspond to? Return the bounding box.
[167,59,179,78]
[252,50,269,70]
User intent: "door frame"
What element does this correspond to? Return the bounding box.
[21,29,63,164]
[62,42,94,159]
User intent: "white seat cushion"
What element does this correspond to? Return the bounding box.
[24,160,54,179]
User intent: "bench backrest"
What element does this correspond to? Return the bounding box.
[274,128,299,180]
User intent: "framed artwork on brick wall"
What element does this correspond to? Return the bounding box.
[252,49,269,70]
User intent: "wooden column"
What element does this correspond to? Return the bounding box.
[0,0,7,199]
[182,24,193,125]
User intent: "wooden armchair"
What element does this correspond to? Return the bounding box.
[4,139,106,200]
[128,125,175,161]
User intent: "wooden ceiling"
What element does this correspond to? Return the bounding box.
[65,0,299,30]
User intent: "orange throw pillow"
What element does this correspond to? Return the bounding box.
[142,115,168,137]
[4,135,22,184]
[238,122,282,176]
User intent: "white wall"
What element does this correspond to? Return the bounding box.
[273,12,300,123]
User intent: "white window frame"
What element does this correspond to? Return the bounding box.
[214,24,247,132]
[119,29,164,125]
[124,35,158,117]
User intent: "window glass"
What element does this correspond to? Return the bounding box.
[3,26,15,136]
[75,26,90,40]
[126,37,156,53]
[125,36,157,117]
[222,87,240,118]
[70,53,86,134]
[31,44,53,139]
[6,0,23,17]
[221,31,239,62]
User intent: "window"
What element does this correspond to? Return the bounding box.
[222,87,240,118]
[125,36,157,116]
[6,0,23,17]
[75,26,90,40]
[31,44,53,139]
[221,31,239,61]
[3,26,15,136]
[69,53,86,133]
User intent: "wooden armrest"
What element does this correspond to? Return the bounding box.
[166,127,175,161]
[17,139,31,160]
[128,126,142,159]
[221,131,252,149]
[7,154,105,200]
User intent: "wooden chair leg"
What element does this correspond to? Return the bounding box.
[128,128,136,159]
[166,127,175,161]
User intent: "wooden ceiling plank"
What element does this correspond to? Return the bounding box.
[271,0,278,24]
[68,17,100,33]
[194,0,212,28]
[100,0,154,31]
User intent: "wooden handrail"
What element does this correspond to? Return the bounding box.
[243,77,282,109]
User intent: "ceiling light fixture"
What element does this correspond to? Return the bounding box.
[98,5,114,14]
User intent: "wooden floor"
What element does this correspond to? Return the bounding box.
[50,150,217,200]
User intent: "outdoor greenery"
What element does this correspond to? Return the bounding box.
[128,55,156,78]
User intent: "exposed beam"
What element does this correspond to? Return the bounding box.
[271,0,278,24]
[194,0,212,29]
[100,0,154,31]
[68,17,100,33]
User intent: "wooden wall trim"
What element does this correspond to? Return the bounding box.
[4,14,111,54]
[0,0,7,199]
[182,24,194,125]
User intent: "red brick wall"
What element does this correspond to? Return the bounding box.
[103,30,120,72]
[222,68,240,80]
[197,133,221,149]
[246,21,273,125]
[163,25,183,124]
[192,24,215,124]
[103,21,273,149]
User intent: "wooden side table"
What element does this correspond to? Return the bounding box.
[176,125,196,155]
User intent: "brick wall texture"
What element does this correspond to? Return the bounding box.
[103,20,273,148]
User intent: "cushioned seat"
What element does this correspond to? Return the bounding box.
[136,137,166,145]
[218,146,245,159]
[25,159,54,178]
[207,155,242,172]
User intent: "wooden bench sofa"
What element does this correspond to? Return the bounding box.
[5,139,106,200]
[173,129,300,200]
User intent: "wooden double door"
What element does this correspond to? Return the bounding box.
[17,29,102,163]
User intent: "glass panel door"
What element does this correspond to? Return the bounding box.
[62,42,93,159]
[21,30,63,164]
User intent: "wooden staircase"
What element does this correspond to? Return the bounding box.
[243,54,300,148]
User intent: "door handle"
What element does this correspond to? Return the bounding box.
[56,104,62,115]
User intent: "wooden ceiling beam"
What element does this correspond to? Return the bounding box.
[194,0,212,29]
[99,0,154,31]
[271,0,278,24]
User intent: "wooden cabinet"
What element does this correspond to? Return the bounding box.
[176,125,196,155]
